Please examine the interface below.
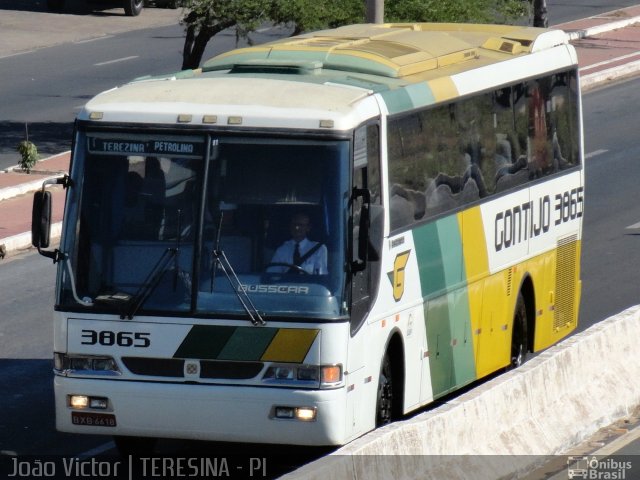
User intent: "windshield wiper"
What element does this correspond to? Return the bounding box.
[212,248,265,326]
[210,211,265,326]
[123,247,178,320]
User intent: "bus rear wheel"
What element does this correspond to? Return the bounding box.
[375,353,394,426]
[508,293,528,370]
[123,0,144,16]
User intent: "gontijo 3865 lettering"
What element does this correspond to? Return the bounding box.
[494,186,583,251]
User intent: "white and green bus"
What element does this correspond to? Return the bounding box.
[33,22,583,451]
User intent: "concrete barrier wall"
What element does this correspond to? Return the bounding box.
[282,305,640,479]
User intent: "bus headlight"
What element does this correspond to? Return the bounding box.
[262,364,342,389]
[54,353,120,376]
[272,406,317,421]
[68,395,109,410]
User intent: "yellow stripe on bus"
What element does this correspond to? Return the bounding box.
[426,77,459,103]
[260,328,319,363]
[459,207,493,376]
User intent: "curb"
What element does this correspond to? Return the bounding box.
[0,174,66,202]
[581,58,640,91]
[0,223,62,257]
[565,14,640,41]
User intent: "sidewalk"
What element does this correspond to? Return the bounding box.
[558,4,640,91]
[1,6,640,259]
[0,152,69,258]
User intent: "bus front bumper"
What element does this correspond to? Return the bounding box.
[54,376,348,446]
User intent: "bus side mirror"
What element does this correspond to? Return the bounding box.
[31,175,70,262]
[352,188,383,271]
[32,190,52,249]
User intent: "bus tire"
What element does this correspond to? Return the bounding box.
[46,0,65,11]
[114,436,156,457]
[123,0,144,16]
[507,293,528,370]
[375,353,394,427]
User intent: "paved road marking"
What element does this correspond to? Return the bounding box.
[584,149,608,159]
[626,221,640,230]
[94,55,139,66]
[75,36,113,45]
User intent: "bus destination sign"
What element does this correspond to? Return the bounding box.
[88,137,204,157]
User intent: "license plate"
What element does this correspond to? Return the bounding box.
[71,412,117,427]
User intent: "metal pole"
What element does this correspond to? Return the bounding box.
[365,0,384,24]
[533,0,548,28]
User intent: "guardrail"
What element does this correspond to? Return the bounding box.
[283,305,640,479]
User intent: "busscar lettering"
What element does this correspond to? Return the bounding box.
[239,284,310,294]
[494,186,583,252]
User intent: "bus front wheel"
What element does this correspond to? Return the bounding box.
[375,353,394,426]
[123,0,144,16]
[508,293,529,370]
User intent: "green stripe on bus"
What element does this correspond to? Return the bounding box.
[174,325,236,360]
[404,83,436,109]
[414,216,477,396]
[218,327,279,361]
[413,221,445,296]
[380,89,417,115]
[380,83,435,114]
[174,325,278,360]
[413,217,463,297]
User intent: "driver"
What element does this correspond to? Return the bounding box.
[269,213,327,274]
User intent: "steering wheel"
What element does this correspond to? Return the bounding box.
[264,262,309,275]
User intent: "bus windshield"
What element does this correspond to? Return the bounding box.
[60,131,351,321]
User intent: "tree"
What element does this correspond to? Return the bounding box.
[180,0,273,70]
[180,0,530,70]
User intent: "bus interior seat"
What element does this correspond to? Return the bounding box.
[216,235,252,273]
[390,193,415,231]
[426,183,457,216]
[140,158,166,239]
[495,154,530,192]
[460,178,480,204]
[160,178,198,240]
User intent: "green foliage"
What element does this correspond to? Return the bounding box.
[16,140,39,173]
[267,0,364,35]
[181,0,269,31]
[385,0,529,23]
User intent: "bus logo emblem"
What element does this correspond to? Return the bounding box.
[388,251,411,302]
